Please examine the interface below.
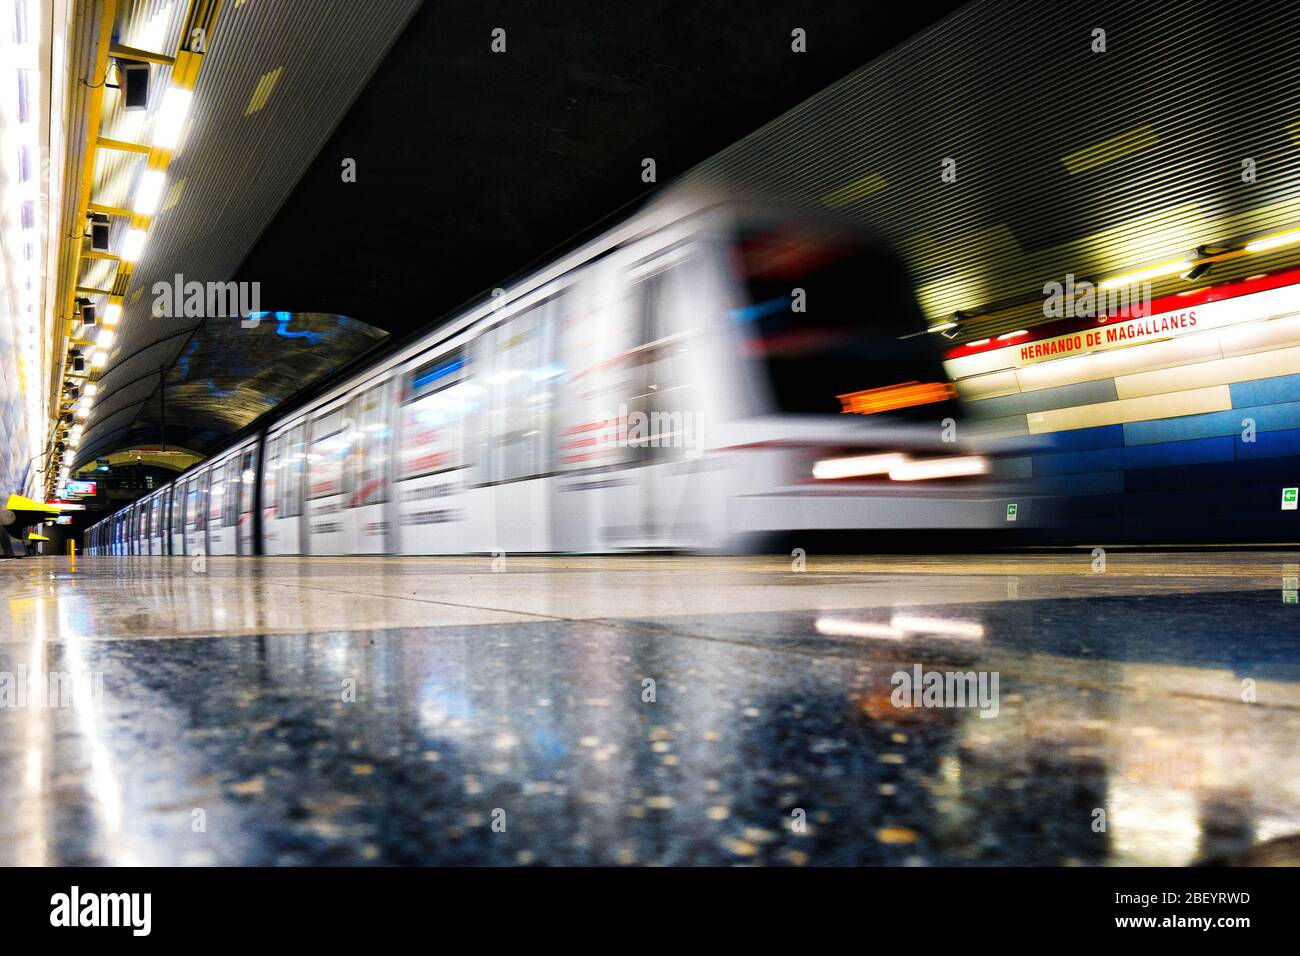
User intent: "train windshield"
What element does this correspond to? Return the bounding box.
[733,226,953,417]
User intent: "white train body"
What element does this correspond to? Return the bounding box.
[87,198,1020,557]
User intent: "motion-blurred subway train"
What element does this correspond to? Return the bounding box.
[86,196,1022,557]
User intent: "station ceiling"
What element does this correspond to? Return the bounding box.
[69,0,1300,471]
[72,0,967,469]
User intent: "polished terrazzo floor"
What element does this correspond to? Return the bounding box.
[2,551,1298,865]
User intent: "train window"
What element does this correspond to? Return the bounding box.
[732,226,951,417]
[152,494,163,535]
[308,409,349,500]
[173,483,186,534]
[352,383,392,506]
[399,349,474,480]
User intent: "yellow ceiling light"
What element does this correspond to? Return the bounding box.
[103,303,121,326]
[84,383,98,396]
[96,327,115,349]
[1097,258,1190,289]
[151,87,193,150]
[1244,227,1300,254]
[133,169,167,215]
[90,349,108,369]
[120,228,148,262]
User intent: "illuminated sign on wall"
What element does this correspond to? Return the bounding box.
[65,480,97,497]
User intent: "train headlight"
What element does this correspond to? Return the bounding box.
[811,453,906,480]
[812,452,988,481]
[887,455,987,481]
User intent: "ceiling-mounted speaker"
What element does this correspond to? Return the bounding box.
[81,303,96,326]
[89,214,110,252]
[73,355,85,372]
[118,60,150,111]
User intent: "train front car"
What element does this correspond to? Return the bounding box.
[609,201,1030,551]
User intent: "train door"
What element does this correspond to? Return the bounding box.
[628,242,725,549]
[261,430,283,554]
[205,456,230,555]
[237,444,258,555]
[347,379,396,554]
[151,493,165,554]
[185,469,209,556]
[171,479,187,555]
[265,421,305,554]
[306,405,350,555]
[552,260,644,551]
[395,347,480,554]
[554,243,714,550]
[478,296,563,552]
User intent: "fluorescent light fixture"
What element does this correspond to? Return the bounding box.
[888,455,988,482]
[966,338,990,346]
[151,86,193,150]
[926,320,958,334]
[1244,228,1300,254]
[84,383,98,397]
[96,328,115,349]
[996,330,1028,340]
[133,169,167,215]
[120,228,148,262]
[103,303,121,326]
[90,349,108,369]
[812,453,907,481]
[1098,259,1189,290]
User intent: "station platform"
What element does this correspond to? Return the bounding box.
[2,551,1297,866]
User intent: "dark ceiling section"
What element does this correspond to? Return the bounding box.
[234,0,971,334]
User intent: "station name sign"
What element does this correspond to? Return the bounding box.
[1015,309,1198,366]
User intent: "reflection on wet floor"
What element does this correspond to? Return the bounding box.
[0,554,1297,865]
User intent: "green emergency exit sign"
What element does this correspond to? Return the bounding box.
[1006,503,1018,522]
[1284,487,1298,511]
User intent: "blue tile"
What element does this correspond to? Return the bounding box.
[1032,446,1125,477]
[1123,436,1236,469]
[1123,402,1300,445]
[1237,427,1300,460]
[1231,372,1300,408]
